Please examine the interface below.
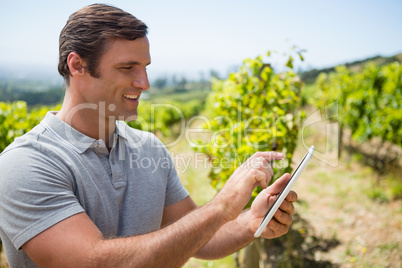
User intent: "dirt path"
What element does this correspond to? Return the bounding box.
[291,142,401,267]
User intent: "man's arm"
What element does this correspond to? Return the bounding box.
[160,167,298,260]
[22,151,283,267]
[23,201,225,268]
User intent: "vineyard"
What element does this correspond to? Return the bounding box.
[1,53,401,267]
[314,62,402,145]
[194,51,305,206]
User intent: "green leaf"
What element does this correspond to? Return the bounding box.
[286,56,294,69]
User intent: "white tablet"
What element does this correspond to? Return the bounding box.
[254,145,315,237]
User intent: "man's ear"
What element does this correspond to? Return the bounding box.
[67,52,87,78]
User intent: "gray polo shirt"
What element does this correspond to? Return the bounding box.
[0,112,189,267]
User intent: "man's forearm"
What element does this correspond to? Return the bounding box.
[90,202,227,267]
[194,209,255,260]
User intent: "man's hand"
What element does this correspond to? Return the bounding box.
[212,151,284,222]
[249,173,298,238]
[194,172,298,260]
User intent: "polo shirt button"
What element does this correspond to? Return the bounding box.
[95,143,100,149]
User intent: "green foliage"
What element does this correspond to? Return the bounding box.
[299,53,402,84]
[0,86,64,106]
[366,187,389,203]
[364,174,402,202]
[149,89,209,104]
[314,61,402,146]
[127,99,203,136]
[194,51,305,204]
[0,102,59,152]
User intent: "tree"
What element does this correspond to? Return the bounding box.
[194,50,305,267]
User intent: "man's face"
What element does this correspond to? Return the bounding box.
[81,37,151,122]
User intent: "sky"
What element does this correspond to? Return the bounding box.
[0,0,401,81]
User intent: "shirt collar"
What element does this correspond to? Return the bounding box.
[115,120,130,140]
[40,112,128,154]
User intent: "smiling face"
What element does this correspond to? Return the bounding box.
[78,36,151,122]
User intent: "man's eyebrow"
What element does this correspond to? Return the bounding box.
[118,61,151,66]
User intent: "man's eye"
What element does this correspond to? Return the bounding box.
[121,66,132,70]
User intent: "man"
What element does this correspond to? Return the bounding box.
[0,4,297,267]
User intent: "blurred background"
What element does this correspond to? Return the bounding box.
[1,0,401,82]
[1,0,401,267]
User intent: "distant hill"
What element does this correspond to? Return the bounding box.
[299,53,402,84]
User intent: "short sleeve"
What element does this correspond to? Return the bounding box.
[151,135,189,207]
[164,151,189,206]
[0,146,84,250]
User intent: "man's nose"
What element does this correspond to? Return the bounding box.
[132,70,150,91]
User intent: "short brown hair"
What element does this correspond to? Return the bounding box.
[58,4,148,85]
